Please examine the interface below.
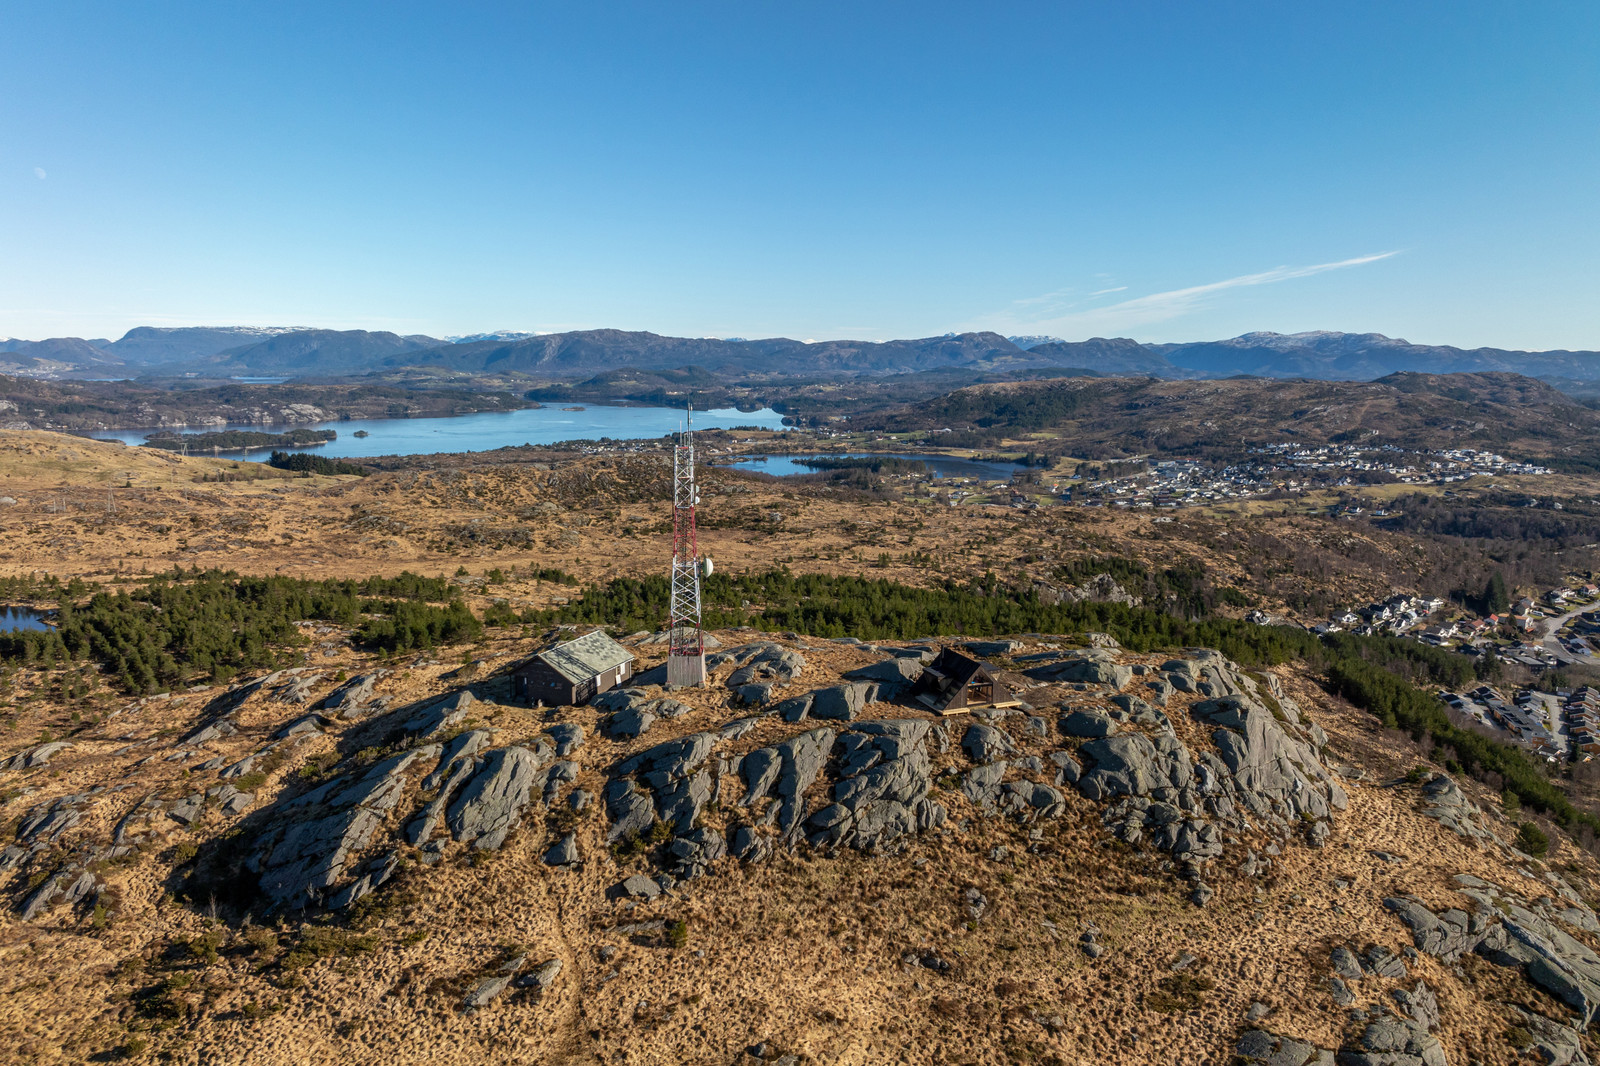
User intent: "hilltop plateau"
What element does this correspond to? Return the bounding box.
[3,575,1600,1065]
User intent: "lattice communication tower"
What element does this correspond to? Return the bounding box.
[666,407,707,687]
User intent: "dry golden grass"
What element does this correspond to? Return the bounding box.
[1,623,1597,1064]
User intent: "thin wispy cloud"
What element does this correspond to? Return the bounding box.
[981,251,1399,338]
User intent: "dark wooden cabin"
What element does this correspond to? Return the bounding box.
[512,630,635,707]
[913,648,1010,714]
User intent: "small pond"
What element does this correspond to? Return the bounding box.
[0,607,52,633]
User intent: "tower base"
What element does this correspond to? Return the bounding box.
[666,652,707,689]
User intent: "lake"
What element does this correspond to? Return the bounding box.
[0,607,52,633]
[87,405,790,461]
[724,453,1023,480]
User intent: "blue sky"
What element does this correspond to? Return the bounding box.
[4,2,1597,349]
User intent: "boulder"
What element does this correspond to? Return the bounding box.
[167,794,205,825]
[810,683,872,721]
[1331,946,1364,980]
[524,958,563,990]
[606,705,656,739]
[963,762,1008,808]
[544,723,584,756]
[668,826,728,876]
[962,724,1018,763]
[464,974,514,1009]
[775,693,814,722]
[543,832,580,866]
[1048,751,1082,787]
[843,657,925,693]
[619,874,660,900]
[736,683,775,707]
[1059,709,1118,738]
[962,640,1022,657]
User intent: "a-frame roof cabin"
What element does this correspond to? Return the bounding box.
[914,648,1009,714]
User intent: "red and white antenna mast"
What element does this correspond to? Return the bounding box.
[666,405,707,687]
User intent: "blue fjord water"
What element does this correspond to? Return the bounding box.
[88,405,789,462]
[84,404,1022,480]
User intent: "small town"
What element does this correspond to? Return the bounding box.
[1300,578,1600,764]
[1063,443,1551,510]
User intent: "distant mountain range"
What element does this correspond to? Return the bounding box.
[3,325,1600,390]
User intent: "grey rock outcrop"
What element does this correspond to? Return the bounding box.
[257,749,428,908]
[962,640,1022,657]
[843,657,924,697]
[1073,733,1191,801]
[464,974,514,1009]
[1419,774,1495,841]
[810,683,872,722]
[807,720,944,849]
[739,728,834,834]
[1383,873,1600,1027]
[448,746,548,851]
[1509,1007,1589,1066]
[1,742,72,771]
[402,689,479,738]
[597,690,692,739]
[775,693,814,722]
[1059,709,1118,738]
[963,762,1008,808]
[321,672,386,716]
[1024,650,1131,689]
[1338,1016,1445,1066]
[719,643,806,690]
[1235,1029,1335,1066]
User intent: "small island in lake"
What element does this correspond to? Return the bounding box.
[141,428,337,453]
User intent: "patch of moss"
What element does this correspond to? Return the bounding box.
[1147,973,1215,1012]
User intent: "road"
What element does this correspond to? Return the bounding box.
[1540,598,1600,666]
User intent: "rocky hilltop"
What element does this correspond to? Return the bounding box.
[2,632,1598,1064]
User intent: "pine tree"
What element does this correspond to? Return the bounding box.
[1484,573,1510,614]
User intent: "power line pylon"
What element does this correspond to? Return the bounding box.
[666,406,707,688]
